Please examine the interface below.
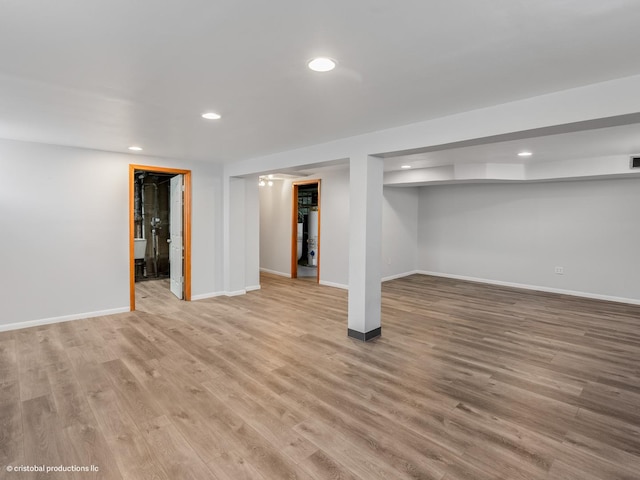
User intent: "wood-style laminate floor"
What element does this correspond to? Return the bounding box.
[1,273,640,479]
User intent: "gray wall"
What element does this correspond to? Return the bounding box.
[417,178,640,302]
[259,167,420,287]
[259,168,352,286]
[382,187,419,280]
[0,138,223,328]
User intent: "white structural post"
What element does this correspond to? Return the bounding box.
[348,154,384,341]
[223,176,246,296]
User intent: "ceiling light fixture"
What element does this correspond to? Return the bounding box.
[308,57,336,72]
[128,146,143,151]
[518,151,532,157]
[202,112,221,120]
[401,165,412,169]
[258,176,273,187]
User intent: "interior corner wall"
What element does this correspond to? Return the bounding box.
[382,186,419,280]
[417,177,640,302]
[259,167,351,286]
[259,178,293,277]
[258,167,419,286]
[0,138,223,328]
[244,177,260,289]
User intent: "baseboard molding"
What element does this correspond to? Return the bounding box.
[417,270,640,306]
[348,327,382,342]
[191,291,225,301]
[319,272,418,289]
[225,289,247,297]
[0,306,130,333]
[319,280,349,290]
[382,270,420,282]
[260,268,291,278]
[245,285,261,292]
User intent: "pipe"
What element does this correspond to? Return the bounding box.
[152,183,160,277]
[139,175,146,240]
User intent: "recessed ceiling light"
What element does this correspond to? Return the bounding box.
[401,165,412,169]
[202,112,221,120]
[518,151,532,157]
[128,146,143,151]
[308,57,336,72]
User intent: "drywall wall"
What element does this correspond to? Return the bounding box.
[0,138,223,328]
[417,178,640,302]
[259,167,419,287]
[244,177,260,290]
[259,178,295,277]
[259,167,351,286]
[382,187,419,280]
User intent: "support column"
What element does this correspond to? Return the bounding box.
[348,154,384,341]
[223,176,246,296]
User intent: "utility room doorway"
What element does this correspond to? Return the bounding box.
[129,165,192,311]
[291,180,320,282]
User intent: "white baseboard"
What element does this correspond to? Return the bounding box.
[191,291,225,301]
[319,280,349,290]
[260,268,291,278]
[0,306,130,333]
[382,270,420,282]
[225,289,247,297]
[417,270,640,306]
[246,285,261,292]
[317,271,418,290]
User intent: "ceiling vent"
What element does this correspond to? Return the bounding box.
[631,156,640,169]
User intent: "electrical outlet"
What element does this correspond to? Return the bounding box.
[555,266,564,275]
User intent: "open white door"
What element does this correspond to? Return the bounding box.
[169,174,184,299]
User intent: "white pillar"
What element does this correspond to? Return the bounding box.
[244,177,261,290]
[223,176,246,295]
[348,154,383,341]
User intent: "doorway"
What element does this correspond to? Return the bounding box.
[291,180,321,282]
[129,165,192,311]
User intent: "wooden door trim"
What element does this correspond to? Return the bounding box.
[129,164,192,311]
[291,179,321,283]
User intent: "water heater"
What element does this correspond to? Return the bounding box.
[308,210,319,266]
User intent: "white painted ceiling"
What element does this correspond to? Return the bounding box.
[384,122,640,171]
[2,0,640,163]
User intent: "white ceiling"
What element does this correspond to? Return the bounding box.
[384,121,640,171]
[2,0,640,163]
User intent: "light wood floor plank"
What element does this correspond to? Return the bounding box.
[0,273,638,479]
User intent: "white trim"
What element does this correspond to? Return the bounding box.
[0,307,130,333]
[417,271,640,306]
[319,280,349,290]
[260,268,291,278]
[191,291,226,301]
[225,289,247,297]
[245,285,261,292]
[382,270,420,282]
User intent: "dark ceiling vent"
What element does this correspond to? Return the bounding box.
[631,156,640,169]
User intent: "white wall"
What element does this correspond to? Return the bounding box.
[382,187,419,280]
[417,178,640,302]
[0,139,223,328]
[244,177,260,290]
[259,167,419,287]
[259,178,294,277]
[259,167,351,286]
